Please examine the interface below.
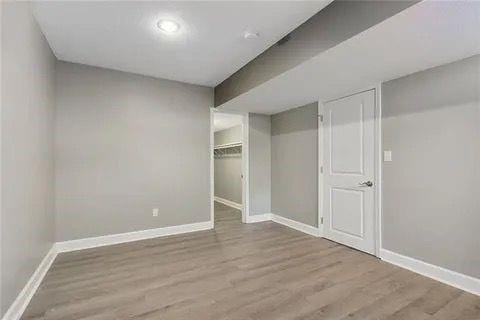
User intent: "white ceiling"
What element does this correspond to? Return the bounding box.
[218,0,480,114]
[32,1,330,87]
[214,112,242,132]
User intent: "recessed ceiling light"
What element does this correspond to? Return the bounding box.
[243,31,259,40]
[157,19,180,34]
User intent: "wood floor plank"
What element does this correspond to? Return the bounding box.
[21,202,480,320]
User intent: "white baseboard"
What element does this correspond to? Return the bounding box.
[271,214,321,237]
[2,246,58,320]
[3,220,214,320]
[245,213,321,238]
[380,249,480,296]
[214,196,242,210]
[55,220,213,253]
[245,213,272,223]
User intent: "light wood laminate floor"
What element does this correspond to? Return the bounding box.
[22,202,480,320]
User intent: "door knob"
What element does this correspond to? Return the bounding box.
[358,181,373,187]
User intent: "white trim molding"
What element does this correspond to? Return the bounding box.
[245,213,272,223]
[380,249,480,296]
[214,196,243,211]
[55,221,213,253]
[374,84,383,257]
[241,112,250,223]
[244,213,322,238]
[209,108,215,228]
[317,102,325,239]
[2,246,58,320]
[271,214,321,237]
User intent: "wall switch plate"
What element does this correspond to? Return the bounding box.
[384,150,392,162]
[152,208,159,217]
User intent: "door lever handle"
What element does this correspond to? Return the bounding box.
[358,181,373,187]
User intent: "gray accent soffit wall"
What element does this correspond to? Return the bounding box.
[214,0,419,107]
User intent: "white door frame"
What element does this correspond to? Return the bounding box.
[318,85,382,257]
[210,108,250,224]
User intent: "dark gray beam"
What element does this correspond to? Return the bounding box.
[215,0,419,107]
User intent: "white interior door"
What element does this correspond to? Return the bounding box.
[322,90,376,254]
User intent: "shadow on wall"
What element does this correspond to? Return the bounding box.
[249,114,272,216]
[271,102,318,227]
[383,55,479,118]
[271,103,318,135]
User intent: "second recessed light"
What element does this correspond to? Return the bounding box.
[243,31,259,40]
[157,19,180,34]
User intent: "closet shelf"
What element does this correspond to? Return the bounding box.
[214,142,242,150]
[214,141,242,157]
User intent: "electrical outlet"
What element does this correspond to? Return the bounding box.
[152,208,159,217]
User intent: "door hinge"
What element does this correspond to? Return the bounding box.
[319,115,324,122]
[320,166,323,173]
[320,217,324,224]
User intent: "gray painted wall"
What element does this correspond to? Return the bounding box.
[382,55,480,278]
[55,61,213,241]
[215,0,418,106]
[214,126,242,204]
[214,125,241,146]
[1,2,56,315]
[271,103,318,226]
[249,114,271,215]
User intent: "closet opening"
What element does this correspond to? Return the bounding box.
[210,110,249,226]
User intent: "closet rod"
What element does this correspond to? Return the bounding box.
[214,142,242,150]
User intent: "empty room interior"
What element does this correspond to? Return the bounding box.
[1,1,480,319]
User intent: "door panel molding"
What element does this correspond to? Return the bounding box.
[330,187,365,239]
[328,101,365,175]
